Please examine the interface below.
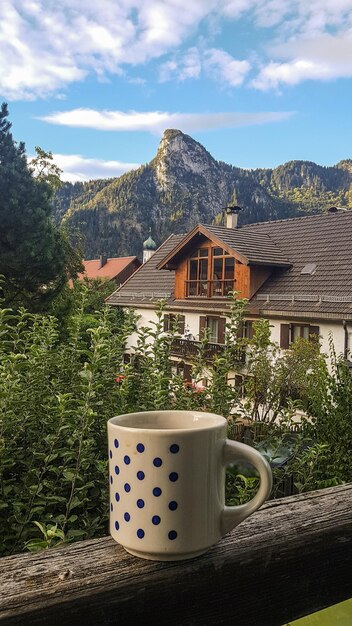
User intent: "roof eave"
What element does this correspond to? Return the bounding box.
[247,260,292,268]
[157,224,250,268]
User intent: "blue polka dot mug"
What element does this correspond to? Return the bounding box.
[108,410,272,561]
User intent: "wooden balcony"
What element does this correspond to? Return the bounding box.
[185,279,234,298]
[1,485,351,625]
[171,337,245,363]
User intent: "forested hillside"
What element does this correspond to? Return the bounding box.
[53,130,352,259]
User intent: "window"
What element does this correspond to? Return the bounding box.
[211,254,235,296]
[199,316,226,344]
[234,374,246,398]
[280,323,320,349]
[188,249,208,296]
[243,321,254,339]
[207,317,219,343]
[163,314,185,334]
[171,361,192,382]
[187,246,235,298]
[292,325,310,341]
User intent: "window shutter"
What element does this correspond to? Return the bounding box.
[199,316,207,339]
[163,314,169,332]
[183,363,192,382]
[236,322,243,339]
[178,315,185,335]
[280,324,290,349]
[309,325,320,340]
[218,317,226,344]
[235,374,243,388]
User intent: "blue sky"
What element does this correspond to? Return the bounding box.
[1,1,352,182]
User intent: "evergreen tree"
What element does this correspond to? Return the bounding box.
[0,103,82,309]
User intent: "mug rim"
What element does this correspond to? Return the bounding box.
[108,410,227,433]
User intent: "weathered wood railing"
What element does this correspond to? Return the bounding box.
[0,484,351,626]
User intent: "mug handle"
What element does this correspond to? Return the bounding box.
[221,439,273,535]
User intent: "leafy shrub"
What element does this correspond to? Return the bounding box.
[0,283,135,556]
[0,287,350,556]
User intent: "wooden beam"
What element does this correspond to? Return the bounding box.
[0,485,351,626]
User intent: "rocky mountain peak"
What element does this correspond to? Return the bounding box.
[53,131,352,260]
[153,128,219,190]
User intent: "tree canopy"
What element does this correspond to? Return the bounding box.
[0,103,82,309]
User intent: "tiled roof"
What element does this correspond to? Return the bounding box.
[107,211,352,319]
[202,224,291,266]
[79,257,139,280]
[106,235,184,306]
[245,211,352,315]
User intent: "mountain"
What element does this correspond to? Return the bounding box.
[53,130,352,259]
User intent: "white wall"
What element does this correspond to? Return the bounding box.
[125,308,160,351]
[268,318,348,363]
[124,306,350,367]
[125,308,205,350]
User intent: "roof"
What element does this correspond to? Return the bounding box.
[157,223,291,269]
[245,211,352,316]
[106,235,184,306]
[107,211,352,319]
[79,256,139,281]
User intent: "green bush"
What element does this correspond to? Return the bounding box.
[0,283,135,556]
[0,288,350,556]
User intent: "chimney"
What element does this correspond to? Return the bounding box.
[99,254,108,268]
[225,205,242,229]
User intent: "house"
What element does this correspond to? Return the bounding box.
[77,254,141,285]
[106,207,352,380]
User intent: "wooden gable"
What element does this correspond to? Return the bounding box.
[158,224,275,300]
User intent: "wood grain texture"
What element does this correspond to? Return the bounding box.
[235,261,250,298]
[174,256,188,299]
[0,485,351,626]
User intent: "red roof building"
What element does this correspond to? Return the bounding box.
[77,255,141,285]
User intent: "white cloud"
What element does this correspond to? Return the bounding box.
[159,60,179,83]
[253,34,352,90]
[204,48,251,86]
[1,0,352,99]
[39,108,294,134]
[177,47,202,81]
[41,154,140,182]
[0,0,219,99]
[159,46,249,87]
[159,48,201,83]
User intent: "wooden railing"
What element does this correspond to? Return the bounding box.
[185,279,234,298]
[171,337,245,363]
[0,485,351,626]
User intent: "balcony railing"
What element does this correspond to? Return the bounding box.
[185,279,234,298]
[171,338,245,363]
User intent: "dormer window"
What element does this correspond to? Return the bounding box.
[189,248,209,296]
[186,246,235,298]
[212,249,235,296]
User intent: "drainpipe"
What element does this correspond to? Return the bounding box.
[342,320,349,360]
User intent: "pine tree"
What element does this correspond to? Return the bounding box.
[0,103,83,310]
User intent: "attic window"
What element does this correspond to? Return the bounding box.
[301,263,317,275]
[191,248,208,258]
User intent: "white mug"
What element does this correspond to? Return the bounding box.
[108,410,272,561]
